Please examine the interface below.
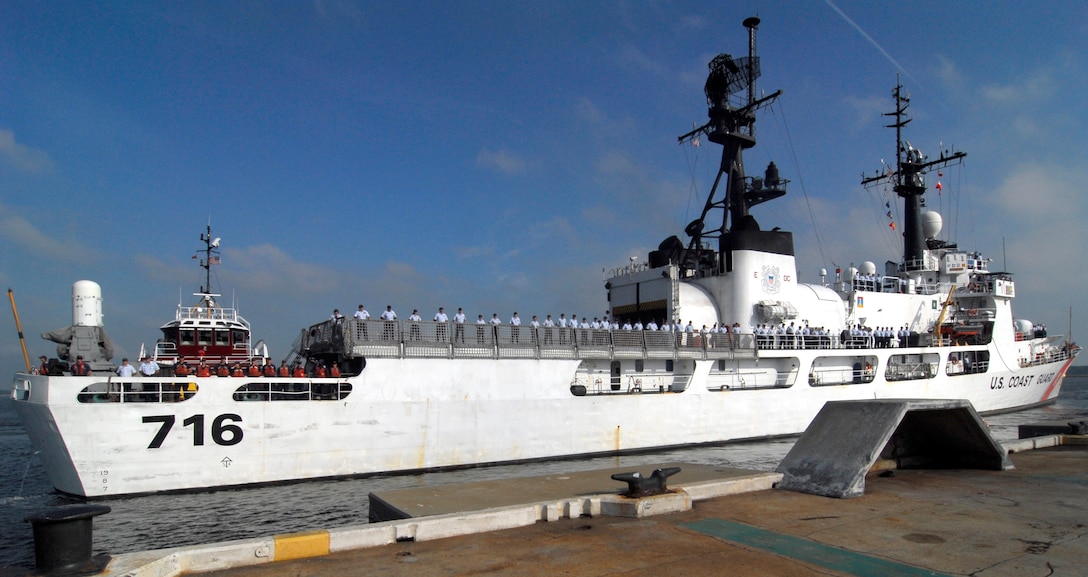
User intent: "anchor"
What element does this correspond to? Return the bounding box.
[611,467,681,498]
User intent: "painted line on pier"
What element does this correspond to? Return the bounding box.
[273,530,330,561]
[683,518,953,577]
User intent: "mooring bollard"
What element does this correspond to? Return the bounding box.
[24,504,111,575]
[611,467,682,497]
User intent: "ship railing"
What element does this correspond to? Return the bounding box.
[610,329,644,359]
[962,279,996,295]
[453,324,501,359]
[756,333,839,350]
[536,327,578,359]
[573,373,675,395]
[493,325,539,359]
[312,318,762,361]
[176,304,247,326]
[1021,342,1076,367]
[902,254,940,274]
[952,306,996,322]
[718,368,792,390]
[643,331,678,358]
[339,319,402,357]
[809,365,877,386]
[153,341,179,360]
[79,378,199,404]
[573,328,613,359]
[882,277,903,293]
[885,360,937,381]
[848,276,904,293]
[913,278,941,295]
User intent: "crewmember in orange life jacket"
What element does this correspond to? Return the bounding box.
[215,357,230,377]
[196,359,212,377]
[247,361,261,377]
[330,362,341,378]
[71,355,91,376]
[37,355,49,375]
[315,362,328,378]
[262,361,276,377]
[292,361,306,378]
[174,358,190,377]
[278,361,290,377]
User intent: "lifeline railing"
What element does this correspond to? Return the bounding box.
[302,319,759,361]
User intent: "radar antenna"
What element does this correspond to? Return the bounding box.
[861,81,966,267]
[674,17,788,276]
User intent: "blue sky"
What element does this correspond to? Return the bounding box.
[2,0,1087,373]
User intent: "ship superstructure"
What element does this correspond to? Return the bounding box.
[10,18,1077,498]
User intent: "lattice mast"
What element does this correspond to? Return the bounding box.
[196,224,222,296]
[677,17,785,275]
[861,83,966,267]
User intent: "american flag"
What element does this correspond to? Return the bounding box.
[209,256,221,265]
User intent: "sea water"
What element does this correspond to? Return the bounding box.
[1,376,1085,569]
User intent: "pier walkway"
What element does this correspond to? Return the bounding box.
[99,439,1088,577]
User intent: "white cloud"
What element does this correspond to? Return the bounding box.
[843,95,890,131]
[614,43,667,77]
[0,128,53,174]
[476,148,526,175]
[934,54,964,94]
[0,202,94,262]
[991,163,1080,221]
[227,244,343,293]
[980,65,1061,107]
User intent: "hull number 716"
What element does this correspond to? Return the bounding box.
[143,414,244,448]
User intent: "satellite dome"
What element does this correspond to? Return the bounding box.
[922,211,943,239]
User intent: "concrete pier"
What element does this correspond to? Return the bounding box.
[94,439,1088,577]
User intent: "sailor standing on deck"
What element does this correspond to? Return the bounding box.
[174,358,190,377]
[543,314,554,344]
[408,309,422,341]
[476,314,487,344]
[509,312,522,343]
[453,307,466,343]
[434,307,449,341]
[117,358,136,377]
[71,355,91,376]
[140,356,160,376]
[354,305,370,339]
[381,305,397,340]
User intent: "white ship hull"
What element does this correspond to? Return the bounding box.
[10,346,1074,497]
[12,18,1081,499]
